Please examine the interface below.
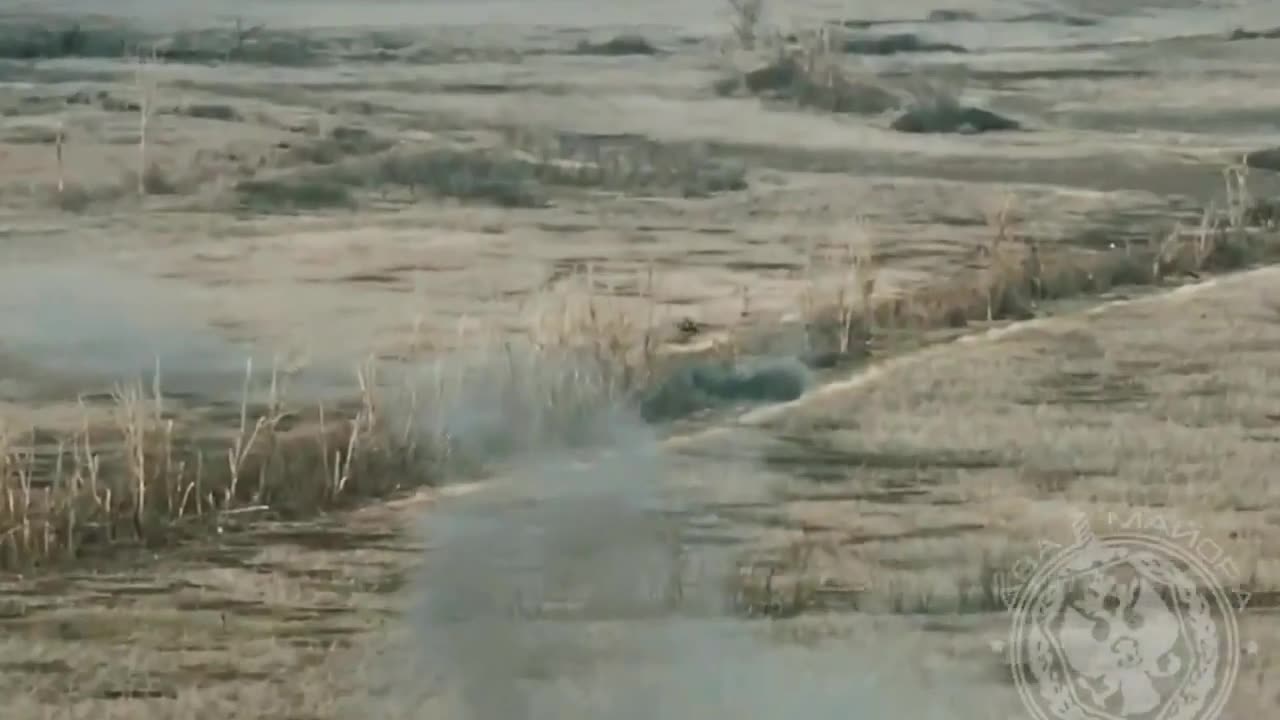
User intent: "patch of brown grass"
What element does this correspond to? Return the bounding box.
[0,362,377,569]
[0,255,700,568]
[863,190,1277,339]
[0,275,667,571]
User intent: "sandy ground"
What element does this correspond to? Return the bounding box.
[5,0,1280,718]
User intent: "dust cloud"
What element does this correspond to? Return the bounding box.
[386,347,977,719]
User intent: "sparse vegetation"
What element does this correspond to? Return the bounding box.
[0,280,663,570]
[0,17,324,66]
[6,7,1280,718]
[9,172,1280,570]
[720,29,902,115]
[5,8,1280,569]
[236,136,747,211]
[283,125,395,166]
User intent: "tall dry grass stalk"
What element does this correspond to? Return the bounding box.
[979,193,1023,321]
[134,46,160,197]
[527,263,661,393]
[1224,159,1251,230]
[797,23,836,85]
[0,354,409,570]
[797,221,880,356]
[54,119,65,194]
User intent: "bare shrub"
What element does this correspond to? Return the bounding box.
[729,27,901,115]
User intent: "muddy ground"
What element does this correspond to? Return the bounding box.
[4,0,1280,718]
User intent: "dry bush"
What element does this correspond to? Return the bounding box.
[724,26,901,115]
[798,221,880,360]
[791,182,1280,361]
[0,358,397,569]
[237,138,746,212]
[391,267,664,471]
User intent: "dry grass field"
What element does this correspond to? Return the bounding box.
[5,0,1280,718]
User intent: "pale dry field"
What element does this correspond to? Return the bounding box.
[7,251,1280,720]
[4,0,1280,718]
[3,0,1280,411]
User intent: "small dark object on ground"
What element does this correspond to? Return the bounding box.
[742,60,800,94]
[1228,27,1280,41]
[676,317,704,338]
[1245,198,1280,228]
[1007,12,1099,27]
[891,103,1021,134]
[1246,148,1280,172]
[640,358,811,422]
[928,10,980,22]
[801,349,866,370]
[100,94,141,113]
[236,178,357,212]
[574,35,660,56]
[690,361,808,403]
[841,33,967,55]
[179,103,242,122]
